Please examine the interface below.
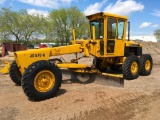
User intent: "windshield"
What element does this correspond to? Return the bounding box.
[90,18,104,39]
[107,18,125,39]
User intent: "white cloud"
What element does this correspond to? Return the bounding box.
[18,0,59,8]
[84,0,144,16]
[0,0,6,4]
[60,0,75,5]
[84,0,107,16]
[18,0,76,8]
[151,24,159,28]
[151,10,160,17]
[104,0,144,15]
[139,22,152,28]
[27,9,49,17]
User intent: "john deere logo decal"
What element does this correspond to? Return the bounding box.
[30,54,45,58]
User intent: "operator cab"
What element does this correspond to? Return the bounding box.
[86,12,128,57]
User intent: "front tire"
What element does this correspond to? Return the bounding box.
[139,54,153,76]
[122,55,140,80]
[21,60,62,101]
[9,60,22,86]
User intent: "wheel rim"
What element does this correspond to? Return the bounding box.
[131,61,138,75]
[145,60,151,71]
[34,70,55,92]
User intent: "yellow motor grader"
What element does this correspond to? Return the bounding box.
[9,12,152,101]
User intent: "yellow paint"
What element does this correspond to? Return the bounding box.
[72,29,76,44]
[34,70,55,92]
[102,73,123,78]
[145,60,151,71]
[69,69,98,73]
[57,63,88,68]
[0,61,11,74]
[14,44,83,74]
[14,48,51,73]
[131,61,138,75]
[86,12,128,21]
[92,26,96,42]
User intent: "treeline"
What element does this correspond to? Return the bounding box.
[154,29,160,42]
[0,7,89,45]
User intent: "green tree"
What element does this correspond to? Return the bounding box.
[0,8,46,43]
[68,7,89,40]
[48,7,88,45]
[154,29,160,42]
[21,13,47,44]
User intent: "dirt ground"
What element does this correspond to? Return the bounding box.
[0,41,160,120]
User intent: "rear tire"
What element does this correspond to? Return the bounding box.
[9,60,22,86]
[122,55,140,80]
[139,54,152,76]
[21,60,62,101]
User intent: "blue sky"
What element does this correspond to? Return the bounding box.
[0,0,160,36]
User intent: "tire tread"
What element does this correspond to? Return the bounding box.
[9,60,22,85]
[122,55,140,80]
[21,60,62,101]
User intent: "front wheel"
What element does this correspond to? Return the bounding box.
[122,55,140,80]
[9,60,22,86]
[21,60,62,101]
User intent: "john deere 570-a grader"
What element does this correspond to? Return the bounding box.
[9,12,152,101]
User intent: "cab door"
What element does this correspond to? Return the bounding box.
[106,18,126,56]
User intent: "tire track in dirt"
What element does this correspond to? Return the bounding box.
[0,106,19,120]
[68,89,160,120]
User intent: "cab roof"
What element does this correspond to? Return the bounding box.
[86,12,128,20]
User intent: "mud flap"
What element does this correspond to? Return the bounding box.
[60,69,124,87]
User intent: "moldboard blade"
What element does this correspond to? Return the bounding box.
[60,69,124,87]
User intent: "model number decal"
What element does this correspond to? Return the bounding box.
[30,54,45,58]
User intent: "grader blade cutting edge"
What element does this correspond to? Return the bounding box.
[60,69,124,87]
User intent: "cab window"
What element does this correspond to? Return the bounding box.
[90,18,104,39]
[118,20,124,39]
[107,18,116,39]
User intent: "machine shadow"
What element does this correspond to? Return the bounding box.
[55,89,67,97]
[28,89,67,102]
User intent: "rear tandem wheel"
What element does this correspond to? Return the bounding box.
[139,54,153,76]
[122,55,140,80]
[21,60,62,101]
